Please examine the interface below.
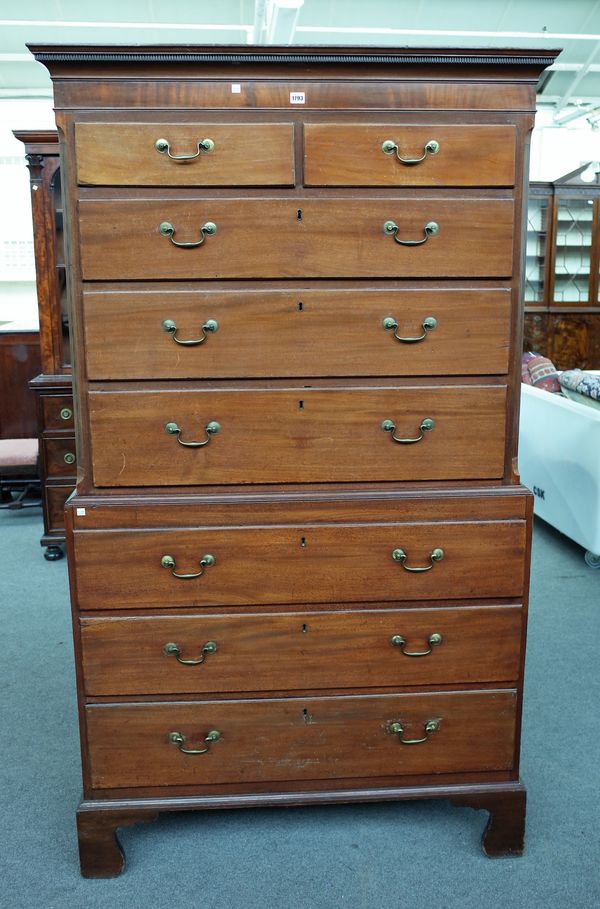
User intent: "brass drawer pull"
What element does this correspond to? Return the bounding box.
[383,220,439,246]
[162,318,219,346]
[381,138,440,164]
[168,729,221,755]
[60,407,73,421]
[63,452,76,465]
[155,137,215,160]
[388,719,440,745]
[159,220,217,248]
[163,640,218,664]
[382,315,437,343]
[390,632,443,657]
[165,420,221,447]
[161,553,216,580]
[392,547,444,572]
[381,418,434,444]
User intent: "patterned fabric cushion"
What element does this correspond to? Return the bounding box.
[559,370,600,411]
[521,352,561,392]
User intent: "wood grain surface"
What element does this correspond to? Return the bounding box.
[83,288,512,380]
[85,690,518,789]
[78,198,514,279]
[72,517,527,610]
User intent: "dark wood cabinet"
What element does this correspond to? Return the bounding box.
[14,130,76,559]
[524,163,600,368]
[31,43,556,877]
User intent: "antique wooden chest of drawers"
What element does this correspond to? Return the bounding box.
[31,43,558,877]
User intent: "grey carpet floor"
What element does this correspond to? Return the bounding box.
[0,506,598,909]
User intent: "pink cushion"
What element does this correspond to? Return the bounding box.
[0,438,38,467]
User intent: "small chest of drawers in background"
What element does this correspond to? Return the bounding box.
[31,44,558,877]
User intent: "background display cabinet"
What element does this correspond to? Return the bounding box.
[524,163,600,368]
[14,130,75,560]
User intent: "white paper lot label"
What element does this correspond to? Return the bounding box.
[290,92,305,104]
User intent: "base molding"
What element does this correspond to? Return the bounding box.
[76,780,526,877]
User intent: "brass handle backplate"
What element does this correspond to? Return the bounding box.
[159,221,217,248]
[388,719,440,745]
[392,547,444,572]
[390,632,443,657]
[381,418,434,444]
[162,318,219,346]
[163,641,218,665]
[60,408,72,421]
[382,316,437,343]
[161,553,216,580]
[381,138,440,164]
[168,730,221,755]
[165,420,220,447]
[155,137,215,160]
[63,452,76,465]
[383,220,439,246]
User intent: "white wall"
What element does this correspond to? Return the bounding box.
[531,108,600,181]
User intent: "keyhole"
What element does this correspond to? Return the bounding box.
[300,537,307,547]
[301,623,308,633]
[298,301,303,311]
[299,400,304,410]
[297,209,303,221]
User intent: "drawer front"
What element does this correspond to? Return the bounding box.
[80,606,523,696]
[86,690,517,789]
[41,395,74,430]
[43,437,77,478]
[304,124,516,187]
[79,198,514,280]
[83,288,511,380]
[75,123,295,186]
[73,519,527,610]
[45,485,74,533]
[88,385,507,487]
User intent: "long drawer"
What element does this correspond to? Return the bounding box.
[88,385,507,487]
[80,605,523,696]
[85,690,518,789]
[75,122,295,186]
[303,124,516,186]
[72,518,527,610]
[78,198,514,280]
[83,288,512,380]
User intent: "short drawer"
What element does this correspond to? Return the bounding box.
[85,690,518,789]
[45,485,74,533]
[83,288,511,380]
[78,198,514,280]
[88,385,507,487]
[43,437,77,478]
[304,124,516,186]
[75,123,295,186]
[73,518,527,610]
[41,396,74,430]
[80,605,523,696]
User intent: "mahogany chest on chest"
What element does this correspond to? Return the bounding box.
[30,43,557,876]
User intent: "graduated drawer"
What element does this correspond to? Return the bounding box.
[85,690,517,789]
[43,437,76,478]
[88,384,507,486]
[75,123,295,186]
[304,124,516,186]
[83,288,511,380]
[44,485,73,533]
[78,198,514,280]
[80,605,523,696]
[73,518,527,610]
[41,395,74,430]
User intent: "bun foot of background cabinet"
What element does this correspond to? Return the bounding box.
[451,782,526,857]
[44,545,64,561]
[76,805,158,878]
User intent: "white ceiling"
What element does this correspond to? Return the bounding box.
[1,0,600,120]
